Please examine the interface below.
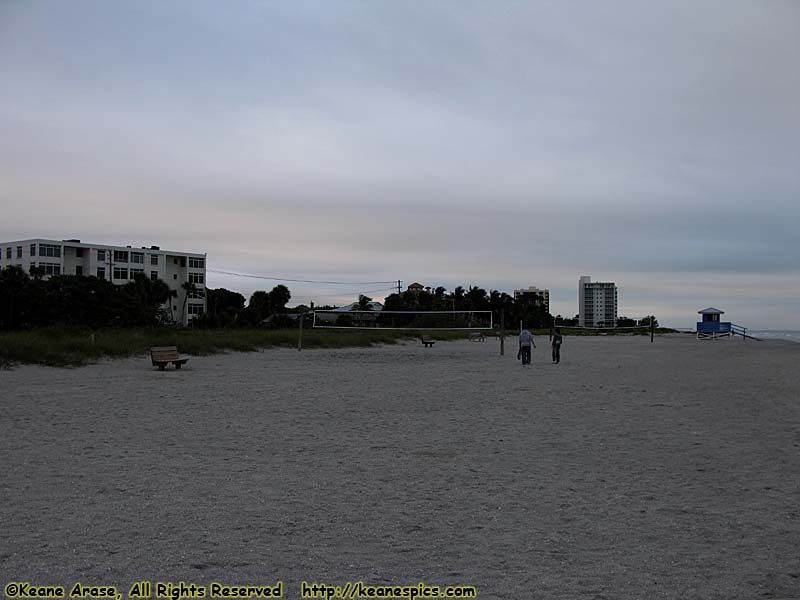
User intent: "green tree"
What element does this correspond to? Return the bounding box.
[205,288,246,327]
[416,290,433,310]
[465,286,488,310]
[640,315,659,327]
[248,290,271,320]
[512,293,550,330]
[268,284,291,313]
[123,274,173,326]
[0,266,30,329]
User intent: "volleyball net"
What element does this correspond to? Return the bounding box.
[312,310,493,330]
[550,324,657,335]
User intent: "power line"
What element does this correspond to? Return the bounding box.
[291,287,398,300]
[208,268,397,286]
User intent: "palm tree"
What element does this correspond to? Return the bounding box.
[168,289,178,323]
[181,281,197,324]
[357,294,373,311]
[351,294,374,326]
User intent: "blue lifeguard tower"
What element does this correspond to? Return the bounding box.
[696,307,753,340]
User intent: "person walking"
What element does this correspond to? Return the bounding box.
[518,328,535,366]
[552,328,563,364]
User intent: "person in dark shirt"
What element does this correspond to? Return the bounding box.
[552,328,563,364]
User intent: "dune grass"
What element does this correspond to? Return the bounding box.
[0,327,472,368]
[0,326,675,368]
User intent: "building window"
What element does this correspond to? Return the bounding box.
[75,248,84,258]
[188,257,205,269]
[131,252,144,264]
[16,246,22,258]
[97,267,106,280]
[188,303,204,316]
[29,244,35,256]
[150,271,158,281]
[38,243,61,257]
[75,265,83,276]
[30,262,36,273]
[150,255,158,265]
[188,273,204,284]
[130,268,144,278]
[41,262,61,276]
[113,267,128,280]
[188,288,205,299]
[5,248,10,259]
[97,249,106,261]
[113,250,128,262]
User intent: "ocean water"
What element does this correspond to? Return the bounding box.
[748,330,800,342]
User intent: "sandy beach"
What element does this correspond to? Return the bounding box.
[1,334,798,599]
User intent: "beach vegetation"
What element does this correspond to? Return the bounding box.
[0,326,468,368]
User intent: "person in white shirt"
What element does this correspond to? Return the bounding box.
[518,329,535,365]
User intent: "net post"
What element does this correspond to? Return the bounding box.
[500,311,505,356]
[298,312,304,351]
[650,317,654,343]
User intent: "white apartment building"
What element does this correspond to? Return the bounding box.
[513,286,550,314]
[0,238,206,325]
[578,275,618,327]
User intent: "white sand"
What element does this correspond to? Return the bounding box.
[1,335,799,598]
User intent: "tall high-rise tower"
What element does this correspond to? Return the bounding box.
[579,275,618,327]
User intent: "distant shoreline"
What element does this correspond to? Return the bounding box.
[744,330,800,342]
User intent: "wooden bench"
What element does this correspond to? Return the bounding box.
[420,335,436,348]
[150,346,189,371]
[469,332,485,342]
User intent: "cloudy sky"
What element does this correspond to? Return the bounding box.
[1,1,798,328]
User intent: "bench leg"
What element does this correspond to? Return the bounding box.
[158,364,166,371]
[175,363,182,370]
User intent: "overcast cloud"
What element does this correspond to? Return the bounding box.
[1,0,798,327]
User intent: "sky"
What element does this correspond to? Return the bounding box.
[1,0,798,328]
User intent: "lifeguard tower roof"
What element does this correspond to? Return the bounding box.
[698,307,724,315]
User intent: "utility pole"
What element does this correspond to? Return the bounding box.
[397,280,402,295]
